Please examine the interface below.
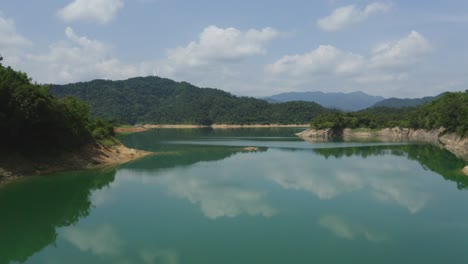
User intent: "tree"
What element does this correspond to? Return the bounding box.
[0,62,116,152]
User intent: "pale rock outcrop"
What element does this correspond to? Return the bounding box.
[463,166,468,176]
[297,127,468,161]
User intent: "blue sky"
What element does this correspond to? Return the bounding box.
[1,0,467,97]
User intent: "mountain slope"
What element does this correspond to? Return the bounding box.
[371,93,444,108]
[51,76,330,125]
[263,91,385,111]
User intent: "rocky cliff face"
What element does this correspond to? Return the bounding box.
[297,127,468,161]
[296,128,337,138]
[439,133,468,161]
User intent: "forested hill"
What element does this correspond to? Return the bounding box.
[51,76,330,125]
[371,93,444,108]
[0,59,114,152]
[311,91,468,136]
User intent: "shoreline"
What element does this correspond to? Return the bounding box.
[211,124,309,129]
[120,124,309,131]
[297,127,468,161]
[0,143,153,186]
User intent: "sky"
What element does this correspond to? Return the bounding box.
[1,0,467,98]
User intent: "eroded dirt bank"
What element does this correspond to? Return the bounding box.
[0,143,152,186]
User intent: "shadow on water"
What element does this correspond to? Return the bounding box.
[120,128,303,152]
[313,144,468,190]
[122,145,267,171]
[0,169,116,264]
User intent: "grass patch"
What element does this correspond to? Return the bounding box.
[97,138,120,148]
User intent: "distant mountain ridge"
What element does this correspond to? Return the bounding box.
[371,93,445,108]
[50,76,330,125]
[263,91,385,111]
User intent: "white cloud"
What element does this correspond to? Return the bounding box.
[266,45,364,77]
[0,12,32,66]
[0,13,31,47]
[166,25,279,67]
[318,2,392,32]
[152,25,280,93]
[266,31,431,86]
[24,27,143,83]
[58,0,124,24]
[369,31,431,69]
[3,23,279,89]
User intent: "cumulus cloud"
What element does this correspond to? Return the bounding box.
[0,12,32,65]
[369,31,431,69]
[153,25,280,93]
[266,31,431,85]
[24,27,143,83]
[58,0,124,24]
[318,2,392,32]
[0,13,31,47]
[2,23,279,88]
[166,25,279,67]
[266,45,364,77]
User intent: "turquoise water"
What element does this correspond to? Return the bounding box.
[1,128,468,263]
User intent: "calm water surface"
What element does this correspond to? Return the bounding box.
[1,128,468,264]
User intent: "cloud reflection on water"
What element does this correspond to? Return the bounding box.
[61,224,179,263]
[261,149,430,213]
[107,145,433,222]
[62,224,124,256]
[318,214,389,242]
[116,159,278,219]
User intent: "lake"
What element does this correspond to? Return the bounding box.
[1,128,468,264]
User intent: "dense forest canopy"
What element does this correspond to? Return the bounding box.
[51,76,331,125]
[311,91,468,136]
[0,57,114,152]
[371,93,443,108]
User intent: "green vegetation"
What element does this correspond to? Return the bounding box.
[311,91,468,136]
[311,107,414,129]
[51,76,330,125]
[371,93,443,108]
[0,57,114,153]
[407,92,468,136]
